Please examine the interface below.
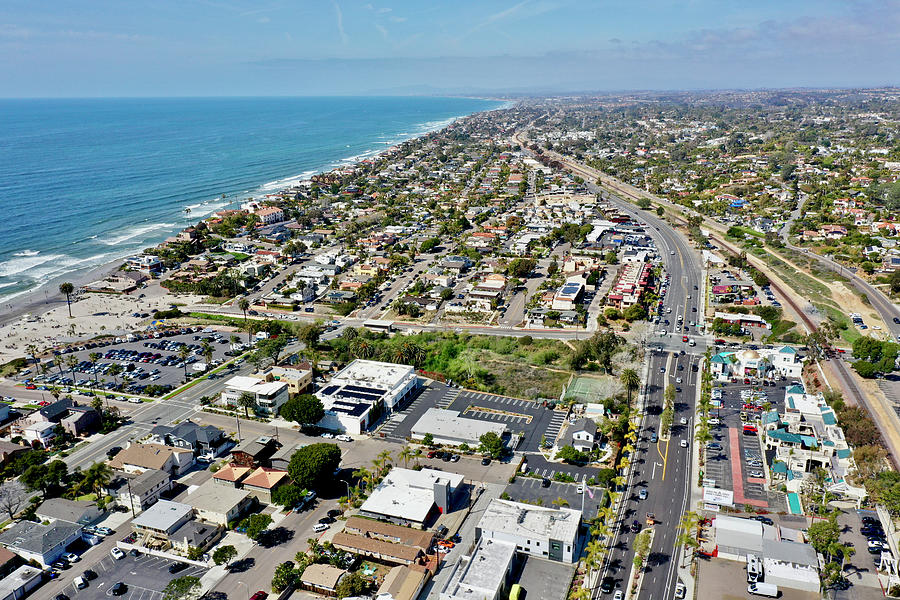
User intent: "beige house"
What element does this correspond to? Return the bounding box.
[107,443,194,477]
[187,480,254,526]
[241,467,290,504]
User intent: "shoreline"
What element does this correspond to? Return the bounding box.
[0,101,511,343]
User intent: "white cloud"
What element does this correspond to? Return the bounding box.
[332,0,348,44]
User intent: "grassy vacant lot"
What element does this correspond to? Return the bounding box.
[326,331,578,399]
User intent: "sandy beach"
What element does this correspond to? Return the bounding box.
[0,279,203,364]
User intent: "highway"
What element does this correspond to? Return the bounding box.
[515,134,705,600]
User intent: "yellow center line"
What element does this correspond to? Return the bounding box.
[661,439,670,480]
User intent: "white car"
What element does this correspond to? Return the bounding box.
[110,548,125,560]
[74,576,88,590]
[336,434,353,442]
[313,523,329,533]
[680,439,688,448]
[680,417,688,425]
[95,526,114,536]
[320,432,335,439]
[675,377,682,384]
[614,590,625,600]
[62,552,80,563]
[638,489,648,500]
[674,583,687,599]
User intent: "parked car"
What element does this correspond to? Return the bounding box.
[95,526,114,536]
[313,523,329,533]
[168,562,187,574]
[62,553,80,564]
[110,548,125,560]
[111,582,127,596]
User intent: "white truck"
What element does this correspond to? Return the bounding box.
[747,583,778,597]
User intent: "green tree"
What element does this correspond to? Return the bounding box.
[297,323,321,348]
[238,297,250,322]
[272,484,308,507]
[162,576,202,600]
[288,443,342,490]
[280,394,325,428]
[21,459,67,497]
[257,336,288,365]
[212,544,237,567]
[59,282,74,318]
[237,391,257,417]
[478,431,505,458]
[271,561,299,593]
[240,513,273,540]
[555,445,588,464]
[806,514,840,555]
[620,368,640,405]
[177,345,191,382]
[421,432,434,447]
[335,571,369,599]
[80,461,113,499]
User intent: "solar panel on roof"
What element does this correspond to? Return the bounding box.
[344,384,386,396]
[322,385,339,395]
[336,390,382,402]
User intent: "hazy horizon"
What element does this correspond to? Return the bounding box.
[3,0,899,98]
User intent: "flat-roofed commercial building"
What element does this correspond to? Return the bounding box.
[439,537,516,600]
[476,499,582,563]
[220,376,289,415]
[359,468,463,528]
[316,360,419,434]
[411,408,506,447]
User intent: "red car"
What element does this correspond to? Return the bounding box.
[250,592,268,600]
[25,384,36,390]
[427,451,437,459]
[682,335,689,342]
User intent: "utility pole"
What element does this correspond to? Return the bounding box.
[235,414,242,442]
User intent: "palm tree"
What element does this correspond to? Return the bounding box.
[108,364,122,389]
[65,355,79,385]
[82,462,113,499]
[352,467,372,493]
[88,352,101,387]
[200,339,214,369]
[243,319,258,344]
[398,446,413,469]
[377,449,393,472]
[26,344,39,368]
[620,368,640,405]
[59,282,74,318]
[350,338,376,360]
[237,391,256,418]
[177,346,191,382]
[411,447,423,468]
[238,297,250,322]
[342,327,359,341]
[551,496,570,508]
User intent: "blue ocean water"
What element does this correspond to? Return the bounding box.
[0,96,503,303]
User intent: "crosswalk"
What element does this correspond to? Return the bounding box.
[543,412,567,444]
[522,467,586,482]
[437,388,460,409]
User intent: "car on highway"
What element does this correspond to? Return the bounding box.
[614,591,624,600]
[680,417,687,425]
[650,432,658,443]
[638,489,648,500]
[680,439,688,448]
[600,577,615,594]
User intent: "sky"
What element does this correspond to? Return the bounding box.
[2,0,899,97]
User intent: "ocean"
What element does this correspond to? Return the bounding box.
[0,96,504,303]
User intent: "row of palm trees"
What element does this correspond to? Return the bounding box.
[341,448,413,510]
[347,337,427,369]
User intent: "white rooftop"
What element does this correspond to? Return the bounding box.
[360,468,464,524]
[224,375,287,396]
[478,499,581,544]
[439,538,516,600]
[131,499,192,533]
[411,408,506,442]
[331,359,416,389]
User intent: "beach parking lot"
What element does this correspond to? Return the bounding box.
[20,327,236,399]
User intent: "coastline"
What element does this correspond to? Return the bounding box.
[0,100,511,341]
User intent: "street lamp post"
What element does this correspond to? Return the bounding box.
[237,581,250,600]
